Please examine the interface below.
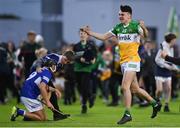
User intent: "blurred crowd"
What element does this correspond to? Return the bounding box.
[0,29,179,110]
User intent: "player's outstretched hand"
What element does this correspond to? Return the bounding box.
[139,20,145,28]
[81,26,91,35]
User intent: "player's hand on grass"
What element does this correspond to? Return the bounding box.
[47,101,54,110]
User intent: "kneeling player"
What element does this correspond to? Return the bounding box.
[10,59,61,121]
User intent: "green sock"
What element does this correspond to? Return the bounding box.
[150,99,156,107]
[124,109,131,115]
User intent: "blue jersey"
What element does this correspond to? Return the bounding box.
[30,53,62,73]
[43,53,61,64]
[21,68,53,99]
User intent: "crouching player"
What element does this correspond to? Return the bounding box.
[10,59,61,121]
[31,49,74,121]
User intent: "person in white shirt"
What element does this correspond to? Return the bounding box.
[155,33,178,112]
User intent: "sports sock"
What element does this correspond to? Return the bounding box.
[124,109,131,115]
[165,102,169,106]
[17,109,26,116]
[150,99,157,107]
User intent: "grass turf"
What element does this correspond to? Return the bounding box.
[0,95,180,127]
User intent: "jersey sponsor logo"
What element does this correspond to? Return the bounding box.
[117,34,140,43]
[119,35,131,40]
[128,63,137,68]
[122,29,127,33]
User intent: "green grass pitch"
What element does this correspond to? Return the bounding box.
[0,95,180,127]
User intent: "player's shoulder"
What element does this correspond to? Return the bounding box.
[130,20,140,27]
[131,20,139,24]
[44,53,60,63]
[46,53,59,58]
[114,23,122,28]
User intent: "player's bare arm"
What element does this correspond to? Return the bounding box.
[38,82,54,110]
[49,86,61,99]
[82,26,113,41]
[139,20,148,39]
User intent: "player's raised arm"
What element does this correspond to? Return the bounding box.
[139,20,148,39]
[82,26,113,41]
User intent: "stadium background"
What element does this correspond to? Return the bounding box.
[0,0,179,49]
[0,0,180,127]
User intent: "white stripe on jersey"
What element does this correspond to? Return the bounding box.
[43,76,50,83]
[34,77,41,85]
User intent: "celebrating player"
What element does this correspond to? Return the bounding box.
[82,5,162,124]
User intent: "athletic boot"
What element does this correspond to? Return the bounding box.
[151,101,162,118]
[10,106,19,121]
[81,105,87,114]
[117,113,132,124]
[164,104,170,112]
[89,95,95,108]
[53,110,70,121]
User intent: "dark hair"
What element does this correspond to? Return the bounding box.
[164,33,176,43]
[63,50,75,62]
[27,30,36,36]
[120,5,132,15]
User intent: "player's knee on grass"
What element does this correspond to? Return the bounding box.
[32,110,47,121]
[36,114,46,121]
[39,112,47,121]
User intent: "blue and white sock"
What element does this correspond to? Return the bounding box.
[17,109,26,116]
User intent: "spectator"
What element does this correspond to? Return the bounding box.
[18,30,41,78]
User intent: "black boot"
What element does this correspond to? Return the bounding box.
[50,92,70,120]
[164,103,170,112]
[53,112,70,121]
[151,100,162,118]
[81,105,87,114]
[117,113,132,124]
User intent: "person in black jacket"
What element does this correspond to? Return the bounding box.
[18,31,41,78]
[0,43,10,104]
[73,28,97,114]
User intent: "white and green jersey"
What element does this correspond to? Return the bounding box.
[110,20,143,64]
